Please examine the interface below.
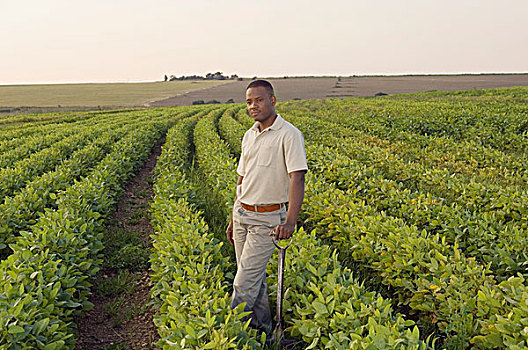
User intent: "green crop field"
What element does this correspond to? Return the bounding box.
[0,80,229,108]
[1,86,527,349]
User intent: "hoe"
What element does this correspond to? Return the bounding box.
[270,237,294,349]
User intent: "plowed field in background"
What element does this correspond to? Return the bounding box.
[2,74,527,116]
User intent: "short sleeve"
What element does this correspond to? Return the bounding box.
[284,128,308,174]
[237,157,245,176]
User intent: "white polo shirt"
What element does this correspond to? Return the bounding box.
[237,114,308,206]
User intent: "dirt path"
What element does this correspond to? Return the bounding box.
[75,140,164,349]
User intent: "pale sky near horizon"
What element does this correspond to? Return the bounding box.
[1,0,527,84]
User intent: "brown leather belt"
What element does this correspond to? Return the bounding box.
[241,202,284,213]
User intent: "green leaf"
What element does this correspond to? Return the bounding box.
[296,308,313,316]
[43,340,65,350]
[197,329,208,339]
[8,325,25,334]
[185,324,196,338]
[83,300,95,311]
[64,301,82,308]
[260,331,267,345]
[203,341,216,349]
[306,338,319,349]
[32,318,49,335]
[312,301,328,315]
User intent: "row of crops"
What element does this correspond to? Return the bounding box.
[0,107,193,348]
[0,86,527,349]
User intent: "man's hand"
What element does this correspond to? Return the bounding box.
[226,220,234,246]
[270,222,295,240]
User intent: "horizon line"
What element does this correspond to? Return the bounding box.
[2,71,527,86]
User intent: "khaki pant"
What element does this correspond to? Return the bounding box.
[230,200,287,335]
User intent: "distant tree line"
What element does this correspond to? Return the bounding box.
[164,72,240,81]
[192,98,235,105]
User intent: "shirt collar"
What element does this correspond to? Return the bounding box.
[251,114,285,133]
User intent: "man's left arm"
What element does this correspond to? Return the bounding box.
[271,170,305,240]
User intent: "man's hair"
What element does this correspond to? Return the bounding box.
[246,79,274,97]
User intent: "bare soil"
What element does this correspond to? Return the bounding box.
[74,140,163,350]
[328,74,528,96]
[151,74,528,106]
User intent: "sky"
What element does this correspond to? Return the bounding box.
[1,0,527,84]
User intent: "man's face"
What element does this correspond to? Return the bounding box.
[246,86,276,123]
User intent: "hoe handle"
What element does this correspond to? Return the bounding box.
[272,237,291,348]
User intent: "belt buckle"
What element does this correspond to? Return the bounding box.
[254,204,259,212]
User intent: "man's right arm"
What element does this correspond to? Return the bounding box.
[226,175,243,245]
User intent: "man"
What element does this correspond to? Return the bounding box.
[226,79,308,337]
